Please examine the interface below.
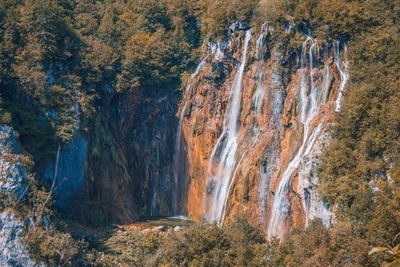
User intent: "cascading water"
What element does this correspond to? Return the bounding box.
[210,41,228,61]
[220,132,260,224]
[172,54,208,215]
[256,23,267,60]
[205,30,252,223]
[253,23,267,112]
[333,41,349,112]
[320,45,331,104]
[267,36,324,239]
[257,72,284,224]
[253,24,284,224]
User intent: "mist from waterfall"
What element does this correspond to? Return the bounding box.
[205,30,252,223]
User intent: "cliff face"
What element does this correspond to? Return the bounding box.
[39,86,180,224]
[178,24,348,238]
[84,90,179,223]
[43,136,87,212]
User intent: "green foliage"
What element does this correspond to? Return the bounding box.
[76,0,201,93]
[25,226,83,266]
[102,216,269,266]
[0,139,90,266]
[199,0,259,39]
[19,168,96,266]
[314,0,400,266]
[0,0,94,168]
[0,96,12,124]
[266,220,373,267]
[0,0,201,167]
[117,28,176,90]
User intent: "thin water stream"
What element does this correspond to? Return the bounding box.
[205,30,253,222]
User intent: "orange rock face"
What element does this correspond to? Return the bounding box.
[178,26,348,238]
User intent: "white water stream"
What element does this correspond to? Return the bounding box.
[253,23,267,112]
[205,30,252,223]
[220,132,260,224]
[333,41,349,112]
[267,36,323,239]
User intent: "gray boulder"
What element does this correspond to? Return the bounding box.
[0,212,38,267]
[0,125,27,197]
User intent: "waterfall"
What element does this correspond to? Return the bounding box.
[172,54,209,215]
[258,148,279,224]
[253,23,267,112]
[285,21,295,35]
[205,30,252,223]
[333,41,349,112]
[257,26,285,224]
[267,36,323,239]
[299,37,311,123]
[256,23,267,60]
[220,132,260,224]
[308,41,320,119]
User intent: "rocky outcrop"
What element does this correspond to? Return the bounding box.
[0,212,37,267]
[0,125,27,198]
[0,125,40,266]
[229,21,251,35]
[297,128,332,228]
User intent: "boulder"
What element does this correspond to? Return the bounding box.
[228,21,250,36]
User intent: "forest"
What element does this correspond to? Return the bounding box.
[0,0,399,266]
